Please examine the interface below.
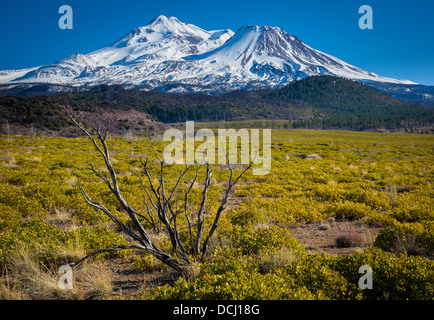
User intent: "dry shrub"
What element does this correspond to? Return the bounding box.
[257,247,298,273]
[1,155,18,167]
[56,238,87,262]
[335,229,364,248]
[391,232,425,257]
[374,227,428,257]
[182,261,202,283]
[0,270,30,300]
[65,176,77,187]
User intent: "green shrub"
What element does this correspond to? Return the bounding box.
[144,247,315,300]
[374,221,434,257]
[283,254,352,300]
[328,247,434,300]
[229,201,266,226]
[325,201,375,221]
[62,225,129,257]
[0,219,64,269]
[132,254,164,272]
[0,219,129,271]
[390,192,434,222]
[232,225,305,256]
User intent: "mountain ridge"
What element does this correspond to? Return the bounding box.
[0,15,418,92]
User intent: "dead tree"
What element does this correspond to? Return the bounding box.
[66,113,253,274]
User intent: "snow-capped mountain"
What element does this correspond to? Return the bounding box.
[0,15,416,94]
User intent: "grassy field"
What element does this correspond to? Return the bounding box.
[0,129,433,300]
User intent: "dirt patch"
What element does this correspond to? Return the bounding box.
[288,219,380,256]
[105,257,178,299]
[225,195,243,211]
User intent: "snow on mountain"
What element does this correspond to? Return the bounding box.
[0,15,416,93]
[89,15,233,66]
[0,67,40,82]
[182,25,415,88]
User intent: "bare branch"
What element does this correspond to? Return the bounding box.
[64,111,106,158]
[133,171,159,212]
[89,163,114,192]
[78,183,146,244]
[142,199,160,232]
[167,165,190,203]
[64,109,255,273]
[194,162,213,254]
[63,110,190,273]
[201,159,254,260]
[69,245,146,267]
[184,164,202,251]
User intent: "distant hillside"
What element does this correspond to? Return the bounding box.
[258,76,434,132]
[1,77,433,136]
[0,94,164,137]
[58,86,316,122]
[0,85,316,136]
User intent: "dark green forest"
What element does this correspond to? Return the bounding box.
[258,76,434,131]
[1,76,433,134]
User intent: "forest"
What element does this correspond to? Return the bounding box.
[1,76,433,136]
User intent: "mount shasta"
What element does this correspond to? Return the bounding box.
[0,15,432,104]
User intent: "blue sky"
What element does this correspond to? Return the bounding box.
[0,0,433,85]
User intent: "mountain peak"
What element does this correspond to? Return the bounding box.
[191,24,301,66]
[153,14,169,21]
[113,15,204,48]
[149,15,182,27]
[236,25,299,42]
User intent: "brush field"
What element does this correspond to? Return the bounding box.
[0,129,433,300]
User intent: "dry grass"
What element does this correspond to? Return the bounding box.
[182,261,202,282]
[75,263,113,300]
[1,154,18,167]
[65,176,77,187]
[57,239,88,262]
[257,247,298,273]
[45,207,79,232]
[383,183,397,202]
[0,244,113,300]
[1,246,75,300]
[327,179,338,186]
[0,271,30,300]
[30,156,42,162]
